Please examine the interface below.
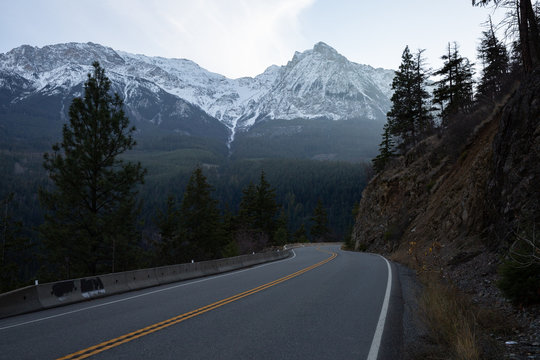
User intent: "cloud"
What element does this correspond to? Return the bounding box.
[106,0,315,78]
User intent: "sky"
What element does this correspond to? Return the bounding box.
[0,0,506,79]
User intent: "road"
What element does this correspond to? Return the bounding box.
[0,245,402,359]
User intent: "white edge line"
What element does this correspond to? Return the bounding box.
[367,255,392,360]
[0,249,297,331]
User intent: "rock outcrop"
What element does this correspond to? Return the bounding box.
[352,69,540,359]
[352,70,540,267]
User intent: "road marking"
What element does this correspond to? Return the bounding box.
[56,249,336,360]
[367,255,392,360]
[0,250,296,332]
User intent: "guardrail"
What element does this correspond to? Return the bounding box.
[0,249,291,319]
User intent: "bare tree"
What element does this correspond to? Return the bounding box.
[509,222,540,267]
[473,0,540,72]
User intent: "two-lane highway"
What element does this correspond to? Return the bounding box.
[0,246,400,359]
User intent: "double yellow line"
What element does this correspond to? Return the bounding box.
[57,249,337,359]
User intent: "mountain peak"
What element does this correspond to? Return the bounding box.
[313,42,338,55]
[310,42,347,64]
[0,41,395,144]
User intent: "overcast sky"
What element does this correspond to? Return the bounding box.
[0,0,504,79]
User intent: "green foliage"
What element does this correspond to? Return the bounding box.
[293,224,309,243]
[472,0,540,73]
[433,42,475,125]
[342,202,359,250]
[373,122,395,173]
[237,171,280,246]
[497,223,540,305]
[273,210,289,247]
[477,19,510,101]
[387,46,434,153]
[154,195,181,265]
[0,193,35,292]
[178,167,225,261]
[310,199,331,242]
[39,62,146,278]
[221,239,240,258]
[273,227,288,247]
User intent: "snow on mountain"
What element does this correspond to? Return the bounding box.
[0,42,394,144]
[236,42,393,130]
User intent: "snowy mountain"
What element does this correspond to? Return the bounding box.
[236,42,393,130]
[0,42,394,158]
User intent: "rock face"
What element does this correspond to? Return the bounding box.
[488,71,540,237]
[351,71,540,359]
[352,70,540,265]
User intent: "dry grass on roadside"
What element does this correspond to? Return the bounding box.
[419,273,481,360]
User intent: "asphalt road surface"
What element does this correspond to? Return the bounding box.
[0,245,402,359]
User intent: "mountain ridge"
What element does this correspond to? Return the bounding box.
[0,41,394,162]
[0,42,393,139]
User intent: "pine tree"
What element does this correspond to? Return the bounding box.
[343,202,360,250]
[39,62,146,278]
[178,167,224,261]
[387,46,433,153]
[221,207,239,258]
[238,170,279,244]
[273,210,289,247]
[433,43,475,125]
[412,49,435,138]
[473,0,540,72]
[387,46,417,150]
[239,182,257,229]
[372,122,395,173]
[154,195,181,265]
[477,18,510,101]
[293,224,309,243]
[1,193,33,292]
[310,199,330,242]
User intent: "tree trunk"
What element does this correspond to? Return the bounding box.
[519,0,533,72]
[523,0,540,68]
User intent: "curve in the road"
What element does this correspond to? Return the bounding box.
[57,248,337,360]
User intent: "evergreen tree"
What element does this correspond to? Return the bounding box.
[343,202,360,250]
[387,46,434,152]
[372,122,396,173]
[39,62,146,278]
[154,195,181,265]
[477,18,510,101]
[1,193,33,292]
[293,224,309,243]
[412,49,435,137]
[433,43,475,125]
[473,0,540,72]
[178,167,224,261]
[238,182,257,229]
[273,209,289,247]
[387,46,417,150]
[238,170,279,244]
[310,199,330,242]
[221,207,239,258]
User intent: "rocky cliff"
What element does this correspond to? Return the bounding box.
[352,69,540,358]
[352,69,539,278]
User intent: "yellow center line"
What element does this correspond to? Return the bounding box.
[57,248,337,360]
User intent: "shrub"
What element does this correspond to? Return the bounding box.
[497,260,540,305]
[498,223,540,305]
